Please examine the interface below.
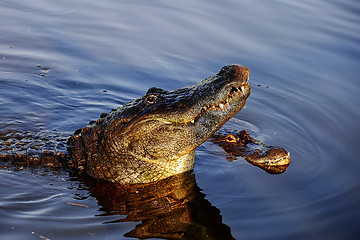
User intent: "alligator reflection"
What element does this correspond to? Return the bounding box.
[79,170,235,240]
[212,130,290,174]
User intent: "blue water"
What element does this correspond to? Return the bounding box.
[1,0,360,239]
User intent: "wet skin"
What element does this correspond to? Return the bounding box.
[0,65,288,183]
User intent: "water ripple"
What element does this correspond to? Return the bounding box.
[0,0,78,15]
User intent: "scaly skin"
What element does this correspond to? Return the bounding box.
[1,64,251,184]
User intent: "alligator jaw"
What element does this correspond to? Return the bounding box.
[190,81,250,125]
[155,65,251,127]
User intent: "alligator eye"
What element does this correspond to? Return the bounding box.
[225,134,237,143]
[144,95,158,105]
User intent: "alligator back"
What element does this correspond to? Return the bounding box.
[0,130,70,168]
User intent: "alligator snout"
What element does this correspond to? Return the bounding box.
[219,64,250,85]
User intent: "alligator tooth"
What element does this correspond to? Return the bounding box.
[190,119,195,124]
[212,106,216,109]
[226,98,229,103]
[219,103,224,109]
[241,86,245,92]
[230,86,239,93]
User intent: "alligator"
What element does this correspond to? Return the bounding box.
[0,64,290,184]
[212,130,290,174]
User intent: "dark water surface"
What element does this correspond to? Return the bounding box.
[1,0,360,239]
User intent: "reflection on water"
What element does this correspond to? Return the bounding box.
[212,130,290,174]
[80,170,234,239]
[0,0,360,239]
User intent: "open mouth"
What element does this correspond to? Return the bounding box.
[187,81,250,125]
[150,65,251,127]
[204,84,247,110]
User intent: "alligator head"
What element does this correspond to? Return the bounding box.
[68,64,251,183]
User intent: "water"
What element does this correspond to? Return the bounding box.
[1,0,359,239]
